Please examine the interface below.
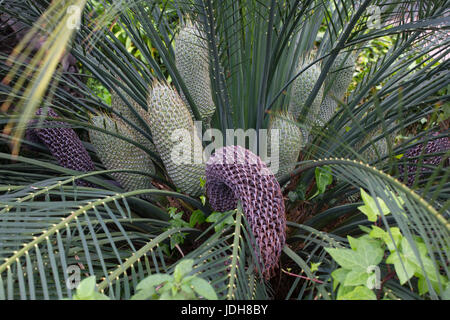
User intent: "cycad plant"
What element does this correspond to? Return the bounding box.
[0,0,449,300]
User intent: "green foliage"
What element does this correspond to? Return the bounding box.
[131,259,217,300]
[165,207,190,250]
[71,261,217,300]
[327,189,449,300]
[205,210,236,233]
[1,0,449,302]
[327,235,383,299]
[189,209,206,227]
[71,276,110,300]
[310,165,333,199]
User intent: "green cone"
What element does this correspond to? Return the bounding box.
[110,78,157,156]
[356,124,395,163]
[288,59,324,121]
[315,52,356,127]
[147,81,205,197]
[268,112,303,180]
[288,58,324,145]
[175,21,215,124]
[327,51,356,100]
[316,95,338,127]
[89,115,156,199]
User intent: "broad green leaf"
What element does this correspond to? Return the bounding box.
[369,226,402,251]
[76,276,96,298]
[136,274,172,292]
[418,276,429,296]
[206,211,235,232]
[325,248,361,270]
[338,286,376,300]
[174,259,194,282]
[190,277,218,300]
[189,210,206,227]
[350,236,384,267]
[386,252,416,285]
[358,189,391,222]
[337,285,354,300]
[130,288,156,300]
[314,166,333,196]
[344,270,370,287]
[180,283,195,297]
[331,268,349,291]
[400,238,441,288]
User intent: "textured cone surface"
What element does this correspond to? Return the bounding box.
[26,107,95,187]
[288,60,324,125]
[315,53,355,128]
[268,113,303,180]
[356,128,389,163]
[110,79,157,155]
[205,145,286,279]
[327,52,356,100]
[316,95,338,127]
[175,22,215,123]
[89,116,156,198]
[398,132,449,187]
[147,81,205,196]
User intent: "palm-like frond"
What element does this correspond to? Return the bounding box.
[0,0,448,300]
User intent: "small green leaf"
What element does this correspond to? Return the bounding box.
[159,290,173,300]
[331,268,349,291]
[344,270,369,287]
[386,251,415,285]
[180,282,195,297]
[130,288,156,300]
[310,262,321,273]
[338,286,376,300]
[76,276,97,298]
[417,275,429,296]
[189,210,206,227]
[136,274,172,292]
[369,226,402,251]
[325,248,361,270]
[358,188,391,222]
[337,284,354,299]
[174,259,194,282]
[315,166,333,194]
[206,211,235,232]
[190,277,218,300]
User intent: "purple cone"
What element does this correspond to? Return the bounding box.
[26,107,96,187]
[398,132,449,186]
[206,145,286,279]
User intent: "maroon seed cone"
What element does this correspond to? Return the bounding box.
[26,107,96,187]
[205,145,286,279]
